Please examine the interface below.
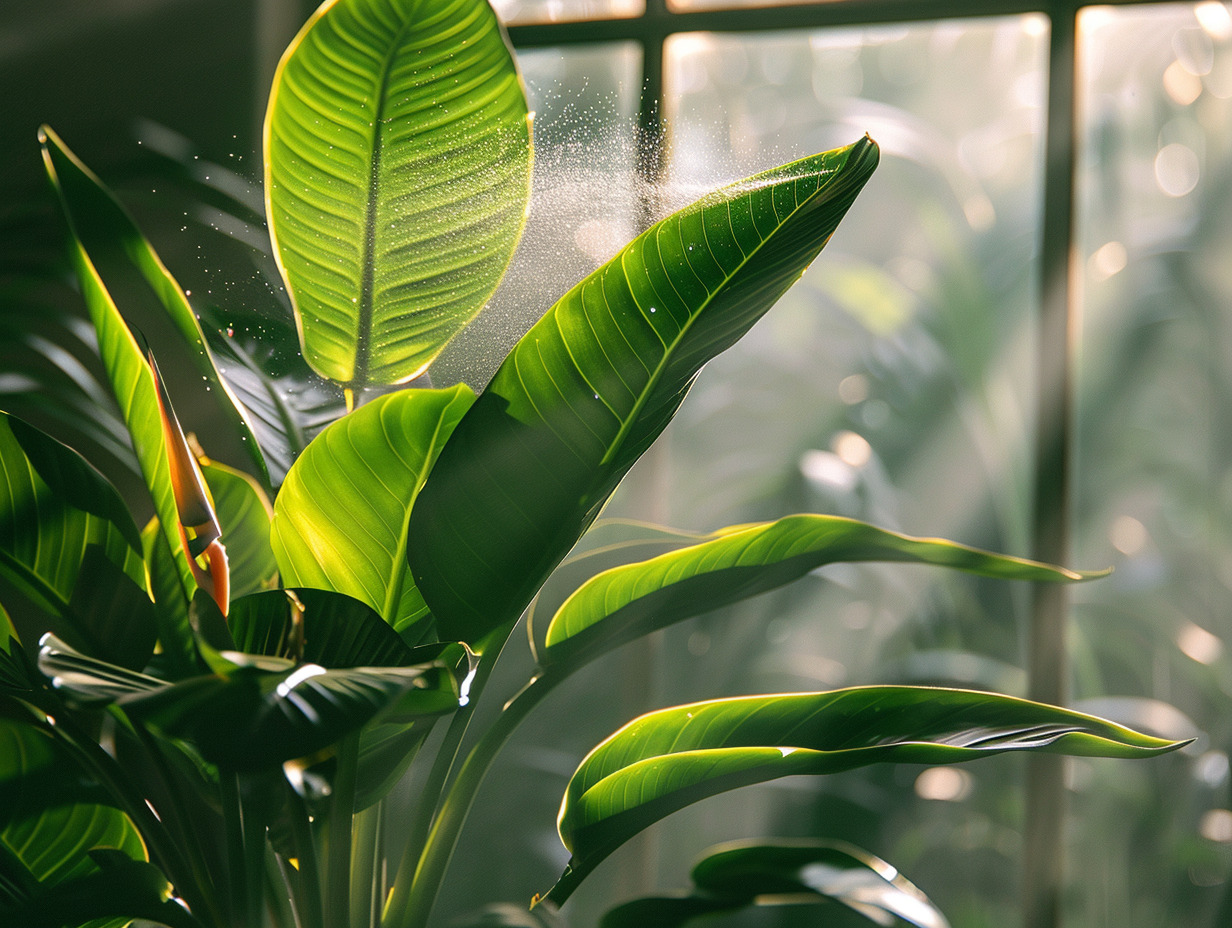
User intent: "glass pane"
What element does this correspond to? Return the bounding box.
[599,18,1050,924]
[434,43,642,386]
[490,0,643,25]
[1074,3,1232,925]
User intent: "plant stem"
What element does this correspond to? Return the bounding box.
[382,671,560,928]
[221,772,250,928]
[383,657,495,917]
[352,801,384,928]
[285,785,325,928]
[327,732,361,926]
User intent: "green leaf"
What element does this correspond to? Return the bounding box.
[228,587,419,667]
[38,633,167,705]
[121,652,462,770]
[544,514,1102,667]
[0,413,151,665]
[40,137,198,608]
[690,840,948,928]
[143,519,195,679]
[200,458,278,599]
[265,0,532,387]
[0,717,147,925]
[408,138,880,649]
[544,686,1183,905]
[271,386,475,638]
[38,125,269,488]
[598,838,949,928]
[527,520,708,652]
[0,849,201,928]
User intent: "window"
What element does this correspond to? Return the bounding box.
[448,2,1232,926]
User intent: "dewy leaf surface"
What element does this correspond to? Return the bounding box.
[271,386,474,638]
[409,138,880,648]
[544,686,1183,905]
[544,514,1104,666]
[265,0,532,387]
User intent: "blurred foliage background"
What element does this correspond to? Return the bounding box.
[2,1,1231,927]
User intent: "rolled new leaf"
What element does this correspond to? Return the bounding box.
[409,137,880,649]
[544,514,1104,667]
[543,686,1183,906]
[271,386,475,639]
[265,0,532,387]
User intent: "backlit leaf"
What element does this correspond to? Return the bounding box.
[265,0,532,387]
[409,138,879,650]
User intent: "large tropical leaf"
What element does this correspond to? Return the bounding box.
[526,519,708,652]
[41,137,197,606]
[265,0,533,387]
[0,716,147,928]
[599,839,949,928]
[543,686,1182,905]
[38,126,269,486]
[408,137,880,649]
[689,840,948,928]
[0,413,152,666]
[271,386,474,639]
[543,514,1103,667]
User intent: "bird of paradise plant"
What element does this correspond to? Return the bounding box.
[0,0,1184,926]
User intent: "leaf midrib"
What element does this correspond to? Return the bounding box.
[352,7,422,388]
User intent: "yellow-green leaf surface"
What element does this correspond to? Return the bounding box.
[41,139,197,608]
[38,126,269,487]
[408,138,880,648]
[544,687,1183,905]
[265,0,532,387]
[544,514,1104,667]
[271,386,474,637]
